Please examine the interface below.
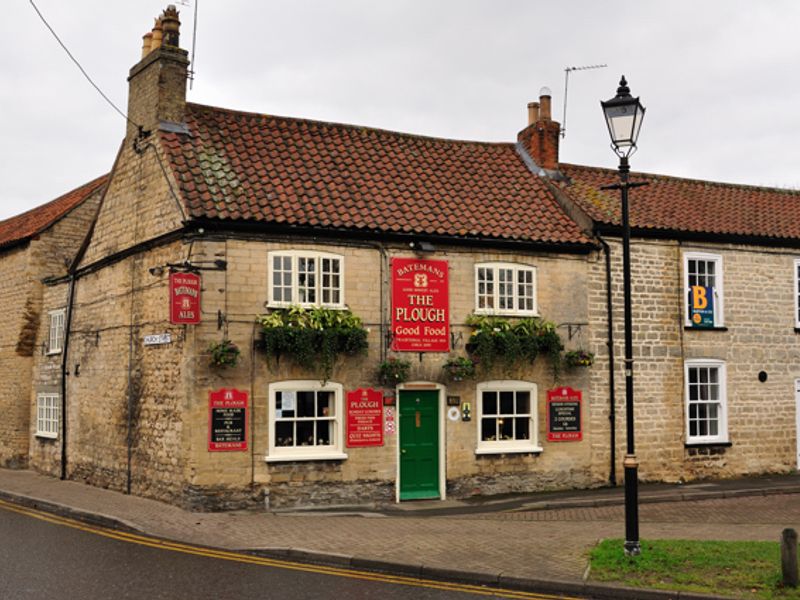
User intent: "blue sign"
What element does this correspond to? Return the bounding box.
[689,285,714,328]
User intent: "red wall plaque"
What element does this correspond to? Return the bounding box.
[346,388,384,447]
[208,388,248,451]
[547,386,583,442]
[170,272,201,324]
[391,258,449,352]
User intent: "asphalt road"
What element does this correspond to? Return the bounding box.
[0,502,580,600]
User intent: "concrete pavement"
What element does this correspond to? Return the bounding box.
[1,468,799,599]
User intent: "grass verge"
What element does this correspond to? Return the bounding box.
[589,539,800,599]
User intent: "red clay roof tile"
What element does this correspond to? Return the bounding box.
[159,103,592,247]
[0,174,107,251]
[560,163,800,241]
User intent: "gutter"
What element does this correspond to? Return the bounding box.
[59,274,77,480]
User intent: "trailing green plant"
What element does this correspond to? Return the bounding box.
[256,306,369,381]
[442,356,477,381]
[464,314,563,373]
[377,357,411,386]
[563,349,595,368]
[209,339,240,368]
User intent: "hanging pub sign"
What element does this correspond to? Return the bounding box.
[547,386,582,442]
[391,258,449,352]
[208,388,248,451]
[170,272,201,324]
[689,285,714,328]
[346,388,384,447]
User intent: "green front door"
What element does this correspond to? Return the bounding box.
[399,390,440,500]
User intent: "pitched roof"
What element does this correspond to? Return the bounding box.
[0,174,107,251]
[560,163,800,241]
[159,103,593,247]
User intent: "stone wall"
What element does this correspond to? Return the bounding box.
[0,188,100,469]
[589,238,800,484]
[179,237,594,509]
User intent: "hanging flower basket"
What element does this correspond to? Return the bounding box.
[377,357,411,386]
[563,349,594,368]
[442,356,476,381]
[209,339,240,368]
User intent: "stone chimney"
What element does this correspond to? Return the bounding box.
[518,87,561,172]
[127,5,189,141]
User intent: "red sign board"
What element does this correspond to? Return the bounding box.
[346,388,384,447]
[391,258,449,352]
[208,388,248,451]
[170,272,201,324]
[547,387,583,442]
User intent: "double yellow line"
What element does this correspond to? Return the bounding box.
[0,498,578,599]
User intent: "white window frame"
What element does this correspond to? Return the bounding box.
[474,262,538,316]
[266,380,347,462]
[36,393,60,439]
[267,250,345,309]
[794,258,800,328]
[683,252,724,327]
[684,359,728,444]
[48,309,66,354]
[475,380,541,454]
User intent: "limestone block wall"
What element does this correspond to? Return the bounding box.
[0,245,35,467]
[181,236,594,509]
[80,143,183,267]
[589,238,800,484]
[38,241,191,502]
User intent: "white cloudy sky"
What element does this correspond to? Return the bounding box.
[2,1,799,220]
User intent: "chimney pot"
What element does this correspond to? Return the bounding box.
[151,18,163,51]
[527,102,540,126]
[141,32,153,58]
[161,5,181,48]
[539,87,552,121]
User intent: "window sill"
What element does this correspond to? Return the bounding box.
[265,302,346,311]
[475,446,542,456]
[684,441,731,448]
[683,326,728,332]
[46,350,62,356]
[265,451,348,463]
[473,310,540,318]
[35,432,58,440]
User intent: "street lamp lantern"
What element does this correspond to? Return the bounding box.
[601,76,645,157]
[600,75,647,557]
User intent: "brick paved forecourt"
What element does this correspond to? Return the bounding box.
[1,468,799,600]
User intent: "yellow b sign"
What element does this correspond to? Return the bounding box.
[691,285,708,310]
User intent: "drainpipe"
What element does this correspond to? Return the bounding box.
[599,237,617,486]
[60,273,77,480]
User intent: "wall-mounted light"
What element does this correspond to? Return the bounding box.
[148,266,165,277]
[409,241,435,254]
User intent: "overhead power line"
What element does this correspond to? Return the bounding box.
[28,0,137,128]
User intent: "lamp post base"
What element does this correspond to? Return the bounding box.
[623,454,640,556]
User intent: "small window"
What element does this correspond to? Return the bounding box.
[476,381,541,454]
[267,381,347,461]
[36,393,60,439]
[475,263,537,316]
[685,360,728,444]
[794,259,800,328]
[268,251,344,308]
[684,253,724,327]
[48,309,66,354]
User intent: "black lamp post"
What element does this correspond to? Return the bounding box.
[601,75,646,557]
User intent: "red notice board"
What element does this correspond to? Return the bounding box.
[391,258,449,352]
[346,388,384,447]
[208,388,248,451]
[170,272,201,324]
[547,387,583,442]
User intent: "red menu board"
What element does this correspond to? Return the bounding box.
[547,387,582,442]
[170,272,201,324]
[346,388,384,447]
[391,258,449,352]
[208,388,248,451]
